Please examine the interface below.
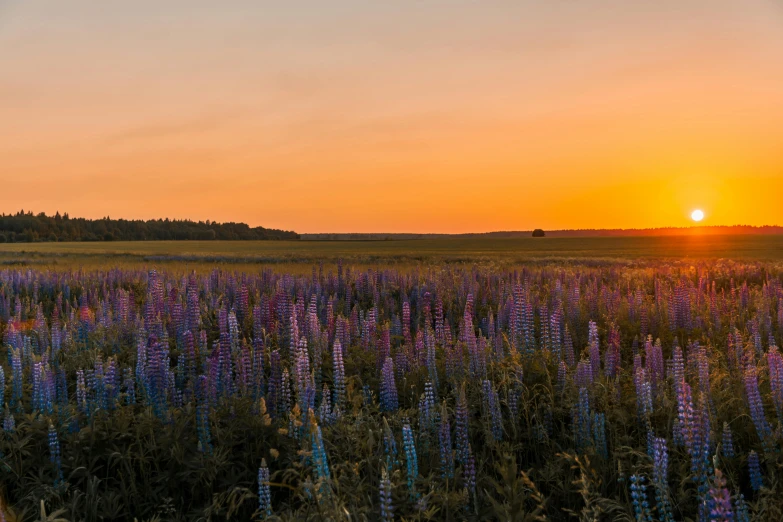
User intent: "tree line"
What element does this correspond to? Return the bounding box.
[0,211,299,242]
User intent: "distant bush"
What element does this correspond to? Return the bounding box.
[532,228,546,237]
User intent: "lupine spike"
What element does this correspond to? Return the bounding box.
[747,450,763,493]
[438,401,454,479]
[402,423,419,499]
[379,468,394,522]
[258,459,272,517]
[48,423,64,488]
[630,474,652,522]
[707,469,733,522]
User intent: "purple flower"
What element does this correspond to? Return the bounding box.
[707,469,733,522]
[332,339,346,408]
[48,423,64,488]
[258,459,272,517]
[438,402,454,479]
[652,437,673,522]
[380,357,398,412]
[380,468,394,521]
[748,450,763,493]
[402,423,419,499]
[744,364,772,444]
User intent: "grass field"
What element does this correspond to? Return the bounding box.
[1,235,782,270]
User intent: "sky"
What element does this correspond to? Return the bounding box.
[1,1,782,233]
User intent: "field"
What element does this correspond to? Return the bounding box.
[1,238,783,521]
[2,235,783,272]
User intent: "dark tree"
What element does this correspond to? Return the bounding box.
[532,229,546,237]
[0,212,299,242]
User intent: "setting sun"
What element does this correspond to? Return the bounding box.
[691,209,705,222]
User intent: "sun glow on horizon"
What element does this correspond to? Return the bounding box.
[691,209,705,222]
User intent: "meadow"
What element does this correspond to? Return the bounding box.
[1,235,783,272]
[1,238,782,520]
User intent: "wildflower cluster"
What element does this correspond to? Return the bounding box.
[0,259,781,520]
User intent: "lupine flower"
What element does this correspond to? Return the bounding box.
[122,367,136,406]
[309,411,331,488]
[634,368,653,420]
[734,494,750,522]
[318,383,333,425]
[380,357,398,412]
[258,459,272,517]
[481,379,503,441]
[332,339,346,408]
[426,328,440,386]
[196,375,212,455]
[380,468,394,521]
[383,417,399,473]
[630,474,652,522]
[743,364,772,445]
[268,349,282,416]
[507,384,521,421]
[419,381,436,430]
[76,369,88,415]
[604,323,621,378]
[707,469,733,522]
[652,437,673,522]
[48,423,64,488]
[574,387,592,453]
[3,405,14,433]
[463,443,476,494]
[671,345,684,396]
[0,366,5,414]
[748,450,762,492]
[466,321,484,380]
[766,346,783,425]
[402,301,411,345]
[576,358,593,389]
[588,321,601,380]
[677,379,695,452]
[438,402,454,479]
[402,423,419,499]
[455,385,470,465]
[557,360,567,391]
[645,338,665,391]
[294,338,311,406]
[280,369,292,415]
[10,349,22,412]
[721,422,734,458]
[563,326,575,367]
[592,413,607,459]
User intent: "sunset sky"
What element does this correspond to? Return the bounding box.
[2,1,782,233]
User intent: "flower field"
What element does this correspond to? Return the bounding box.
[1,259,782,520]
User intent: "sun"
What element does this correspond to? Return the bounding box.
[691,209,704,222]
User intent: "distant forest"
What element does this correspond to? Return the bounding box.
[302,225,783,240]
[0,211,299,242]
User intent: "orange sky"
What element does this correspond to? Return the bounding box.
[1,1,782,233]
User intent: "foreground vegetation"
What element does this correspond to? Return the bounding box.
[1,258,782,520]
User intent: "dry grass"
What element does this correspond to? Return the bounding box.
[1,235,782,272]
